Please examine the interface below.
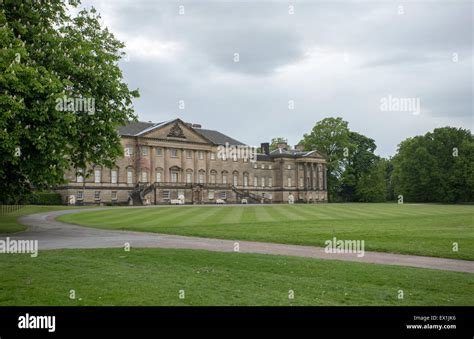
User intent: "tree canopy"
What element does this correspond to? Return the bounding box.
[301,117,472,203]
[0,0,139,203]
[391,127,473,203]
[269,137,289,151]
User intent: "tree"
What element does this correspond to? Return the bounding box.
[269,137,288,151]
[300,117,351,201]
[0,0,139,203]
[356,158,389,202]
[339,131,379,202]
[391,127,473,203]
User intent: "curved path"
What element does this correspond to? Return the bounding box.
[1,207,473,273]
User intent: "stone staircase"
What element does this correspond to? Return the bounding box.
[129,183,155,205]
[231,186,272,204]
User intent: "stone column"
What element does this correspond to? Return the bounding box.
[323,164,327,190]
[193,150,198,183]
[150,146,155,183]
[295,162,299,191]
[205,151,210,183]
[303,163,307,190]
[316,164,320,190]
[163,148,168,182]
[181,148,185,183]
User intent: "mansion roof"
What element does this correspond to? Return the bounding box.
[118,119,326,161]
[118,119,245,146]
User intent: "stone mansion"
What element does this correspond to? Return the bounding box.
[57,118,328,204]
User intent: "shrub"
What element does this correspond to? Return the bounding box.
[27,192,63,205]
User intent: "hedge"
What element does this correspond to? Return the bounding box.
[27,192,63,205]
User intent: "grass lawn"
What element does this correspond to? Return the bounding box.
[0,248,472,306]
[58,203,474,260]
[0,205,96,234]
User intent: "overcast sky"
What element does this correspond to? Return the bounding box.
[79,0,472,157]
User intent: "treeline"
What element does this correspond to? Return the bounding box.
[294,117,473,203]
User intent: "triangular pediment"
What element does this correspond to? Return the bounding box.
[306,150,326,159]
[138,119,211,144]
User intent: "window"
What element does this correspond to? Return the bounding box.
[127,169,133,184]
[186,150,192,159]
[141,146,148,156]
[76,191,83,200]
[222,173,227,184]
[222,153,227,161]
[156,172,162,183]
[125,145,133,157]
[268,177,273,187]
[253,163,258,169]
[261,177,265,187]
[254,176,258,187]
[170,149,178,157]
[186,173,192,184]
[269,165,272,170]
[76,169,84,183]
[141,171,148,183]
[233,153,238,162]
[94,191,101,201]
[287,177,292,187]
[300,177,304,187]
[198,151,204,160]
[261,164,265,169]
[94,168,101,183]
[111,169,118,184]
[210,173,216,184]
[199,172,204,184]
[111,191,117,200]
[233,174,238,186]
[163,190,170,199]
[220,191,227,199]
[243,175,248,187]
[287,164,292,170]
[171,172,178,183]
[210,152,216,160]
[208,191,215,200]
[155,148,163,156]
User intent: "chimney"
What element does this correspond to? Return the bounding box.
[192,124,202,129]
[295,144,305,151]
[261,142,270,155]
[277,142,288,150]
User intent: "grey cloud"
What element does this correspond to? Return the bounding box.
[80,0,472,157]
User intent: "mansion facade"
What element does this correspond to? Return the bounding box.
[57,119,328,205]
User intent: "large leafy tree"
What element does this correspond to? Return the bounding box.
[300,117,351,201]
[301,118,389,202]
[356,158,389,202]
[0,0,139,203]
[392,127,473,203]
[339,131,379,201]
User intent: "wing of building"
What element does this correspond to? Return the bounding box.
[57,118,328,204]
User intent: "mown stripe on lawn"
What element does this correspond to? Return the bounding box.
[219,206,245,225]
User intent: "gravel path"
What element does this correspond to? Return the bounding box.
[1,207,473,273]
